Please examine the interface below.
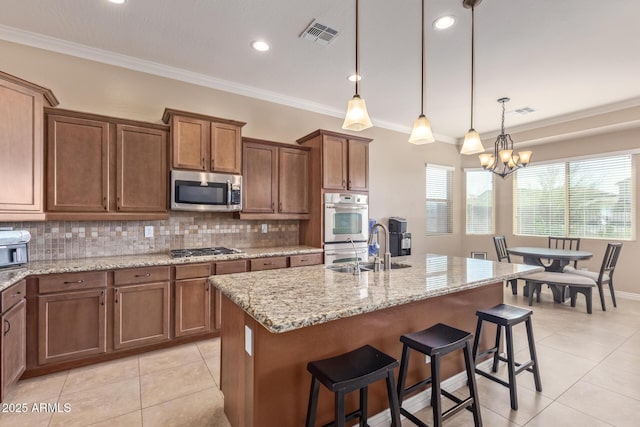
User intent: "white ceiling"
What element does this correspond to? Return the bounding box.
[1,0,640,142]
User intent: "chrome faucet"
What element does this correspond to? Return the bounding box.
[346,238,361,275]
[368,223,391,271]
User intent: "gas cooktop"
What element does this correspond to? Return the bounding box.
[169,247,241,258]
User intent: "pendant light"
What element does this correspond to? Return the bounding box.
[409,0,436,144]
[460,0,485,154]
[342,0,373,131]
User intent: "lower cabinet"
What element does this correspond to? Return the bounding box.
[1,280,27,402]
[38,289,107,365]
[175,278,211,337]
[114,282,171,350]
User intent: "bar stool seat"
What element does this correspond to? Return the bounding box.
[305,344,401,427]
[397,323,482,427]
[472,304,542,411]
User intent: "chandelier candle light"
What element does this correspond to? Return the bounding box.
[342,0,373,131]
[408,0,435,144]
[460,0,484,154]
[479,97,532,178]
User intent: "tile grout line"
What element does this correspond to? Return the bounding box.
[48,370,70,427]
[138,355,143,426]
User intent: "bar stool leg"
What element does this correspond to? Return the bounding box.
[505,325,518,410]
[472,318,483,361]
[463,341,483,427]
[385,371,402,427]
[306,377,320,427]
[359,386,368,427]
[335,390,346,427]
[396,344,410,404]
[431,354,443,427]
[525,318,543,392]
[492,325,502,373]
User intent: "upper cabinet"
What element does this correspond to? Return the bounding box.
[45,109,168,220]
[299,130,371,193]
[0,71,58,221]
[241,138,309,220]
[162,109,245,174]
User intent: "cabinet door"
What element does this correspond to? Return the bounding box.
[46,115,109,212]
[211,123,241,174]
[1,299,26,401]
[242,142,277,213]
[175,279,211,337]
[116,124,168,213]
[38,290,107,365]
[171,116,208,170]
[347,140,369,191]
[322,135,348,190]
[279,147,309,214]
[0,80,45,214]
[113,282,170,350]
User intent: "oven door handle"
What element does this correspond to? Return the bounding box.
[227,180,231,208]
[328,206,368,211]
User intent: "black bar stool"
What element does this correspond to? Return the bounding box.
[305,344,401,427]
[397,323,482,427]
[472,304,542,410]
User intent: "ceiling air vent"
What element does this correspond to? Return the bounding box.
[514,107,536,115]
[300,20,340,46]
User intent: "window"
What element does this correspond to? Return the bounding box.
[514,155,633,239]
[426,164,453,234]
[466,170,494,234]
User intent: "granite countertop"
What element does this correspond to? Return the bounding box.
[210,254,544,334]
[0,245,322,292]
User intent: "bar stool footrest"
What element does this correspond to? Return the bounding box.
[475,368,510,388]
[442,396,475,421]
[401,377,434,400]
[400,408,429,427]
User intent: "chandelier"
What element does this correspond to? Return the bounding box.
[478,97,533,178]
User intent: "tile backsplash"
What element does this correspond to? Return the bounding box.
[1,212,299,261]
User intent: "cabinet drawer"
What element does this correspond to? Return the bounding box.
[1,279,26,312]
[114,266,170,286]
[175,263,212,280]
[215,260,248,275]
[289,253,323,267]
[250,256,287,271]
[38,271,107,294]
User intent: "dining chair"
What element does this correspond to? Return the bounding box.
[548,237,581,268]
[493,236,518,295]
[563,242,622,311]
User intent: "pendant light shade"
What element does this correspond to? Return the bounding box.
[409,0,435,145]
[460,0,485,155]
[343,0,372,131]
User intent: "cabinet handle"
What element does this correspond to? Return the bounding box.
[103,196,108,210]
[300,259,307,262]
[63,280,85,285]
[100,290,105,306]
[134,273,152,278]
[11,291,21,297]
[263,262,273,266]
[348,179,352,187]
[114,288,119,304]
[3,319,9,336]
[205,283,209,292]
[342,180,346,188]
[202,157,205,167]
[271,202,275,212]
[279,202,283,211]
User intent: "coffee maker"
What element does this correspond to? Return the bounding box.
[388,217,411,257]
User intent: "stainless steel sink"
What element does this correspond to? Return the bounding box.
[325,262,410,273]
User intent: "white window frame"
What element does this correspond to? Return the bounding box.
[465,168,494,235]
[426,163,454,235]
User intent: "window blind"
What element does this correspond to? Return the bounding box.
[466,170,493,234]
[426,164,453,234]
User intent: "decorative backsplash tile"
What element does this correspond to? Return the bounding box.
[1,212,299,261]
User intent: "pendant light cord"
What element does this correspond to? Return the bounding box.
[355,0,360,96]
[470,5,475,129]
[420,0,425,116]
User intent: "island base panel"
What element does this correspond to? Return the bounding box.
[221,282,502,427]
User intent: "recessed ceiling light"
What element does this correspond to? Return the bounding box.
[108,0,126,4]
[251,40,270,52]
[347,74,362,82]
[433,15,455,30]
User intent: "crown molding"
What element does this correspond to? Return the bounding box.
[0,25,459,144]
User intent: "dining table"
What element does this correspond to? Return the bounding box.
[507,246,593,302]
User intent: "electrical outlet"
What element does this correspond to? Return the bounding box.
[245,325,253,356]
[425,355,431,364]
[144,226,154,238]
[261,224,268,233]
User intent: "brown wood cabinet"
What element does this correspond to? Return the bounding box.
[241,138,309,219]
[45,109,169,220]
[174,263,212,338]
[163,108,245,174]
[1,281,26,402]
[249,256,288,271]
[0,71,58,221]
[114,267,171,350]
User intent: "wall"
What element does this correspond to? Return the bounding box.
[461,127,640,295]
[0,39,463,259]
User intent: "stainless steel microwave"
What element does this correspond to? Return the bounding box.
[170,170,242,212]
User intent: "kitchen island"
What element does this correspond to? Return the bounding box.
[210,254,543,427]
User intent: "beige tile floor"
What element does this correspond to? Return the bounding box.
[1,286,638,426]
